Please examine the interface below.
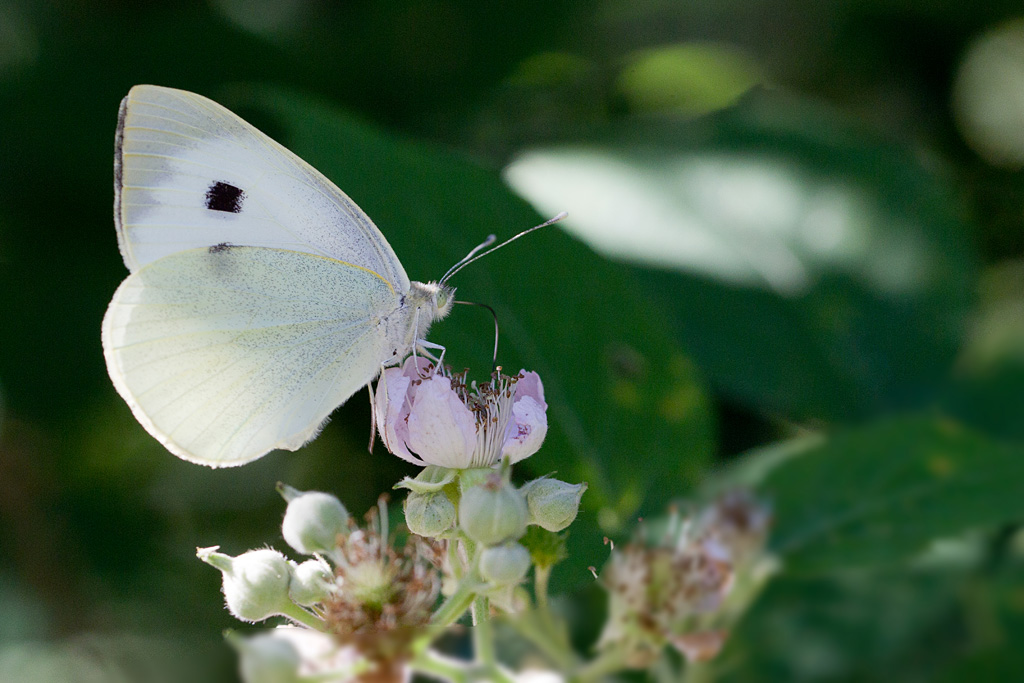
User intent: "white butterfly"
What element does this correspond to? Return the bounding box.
[102,85,456,467]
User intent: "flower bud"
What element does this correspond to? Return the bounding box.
[459,480,529,546]
[281,490,349,556]
[479,542,531,586]
[288,558,333,607]
[199,547,293,623]
[404,491,456,537]
[228,631,301,683]
[523,478,587,532]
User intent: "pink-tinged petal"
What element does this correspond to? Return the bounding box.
[374,367,422,465]
[502,395,547,463]
[669,630,728,663]
[401,355,435,382]
[514,370,547,408]
[406,375,477,468]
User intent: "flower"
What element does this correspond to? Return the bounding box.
[374,357,548,468]
[596,492,772,668]
[321,500,444,668]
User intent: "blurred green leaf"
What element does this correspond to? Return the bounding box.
[0,634,231,683]
[616,42,763,115]
[505,91,977,422]
[943,362,1024,442]
[720,568,965,683]
[226,86,715,561]
[762,416,1024,574]
[943,259,1024,442]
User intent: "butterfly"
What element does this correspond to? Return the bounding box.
[101,85,458,467]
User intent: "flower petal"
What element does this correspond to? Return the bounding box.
[406,375,477,468]
[374,368,422,464]
[401,355,435,381]
[514,370,547,407]
[502,395,547,463]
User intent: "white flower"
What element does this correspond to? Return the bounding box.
[375,357,548,468]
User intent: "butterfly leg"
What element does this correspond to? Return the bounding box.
[366,383,377,453]
[410,308,446,377]
[416,339,446,367]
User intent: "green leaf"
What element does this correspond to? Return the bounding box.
[943,260,1024,441]
[720,568,965,683]
[224,86,715,550]
[762,416,1024,574]
[505,91,977,422]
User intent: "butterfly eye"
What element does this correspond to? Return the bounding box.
[435,285,456,315]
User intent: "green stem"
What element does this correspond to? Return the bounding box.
[279,603,327,632]
[448,538,463,581]
[535,565,552,612]
[432,578,478,627]
[410,649,472,683]
[472,597,495,664]
[682,661,716,683]
[471,596,517,683]
[508,610,576,672]
[572,644,628,683]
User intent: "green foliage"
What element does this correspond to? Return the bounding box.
[1,1,1023,681]
[762,417,1024,574]
[506,91,977,423]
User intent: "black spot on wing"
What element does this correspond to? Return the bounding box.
[209,242,233,254]
[205,181,245,213]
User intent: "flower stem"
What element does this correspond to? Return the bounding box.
[410,649,472,683]
[471,596,516,683]
[572,645,629,683]
[508,609,576,672]
[535,565,551,612]
[279,603,327,632]
[431,578,478,627]
[448,539,463,581]
[682,661,716,683]
[471,596,495,664]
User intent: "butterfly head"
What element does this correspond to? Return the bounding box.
[408,281,456,322]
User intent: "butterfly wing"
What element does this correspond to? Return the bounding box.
[102,246,399,467]
[114,84,410,293]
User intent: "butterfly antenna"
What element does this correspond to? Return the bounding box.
[455,301,500,371]
[441,235,498,284]
[439,212,567,287]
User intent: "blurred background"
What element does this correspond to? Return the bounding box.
[2,1,1024,681]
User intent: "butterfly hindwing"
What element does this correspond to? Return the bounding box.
[102,246,397,466]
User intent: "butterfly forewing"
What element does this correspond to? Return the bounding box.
[115,85,409,292]
[102,247,397,466]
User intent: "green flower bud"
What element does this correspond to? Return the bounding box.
[228,631,301,683]
[523,478,587,532]
[288,558,333,607]
[281,490,349,556]
[459,480,528,546]
[404,491,456,537]
[479,542,531,586]
[199,547,293,623]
